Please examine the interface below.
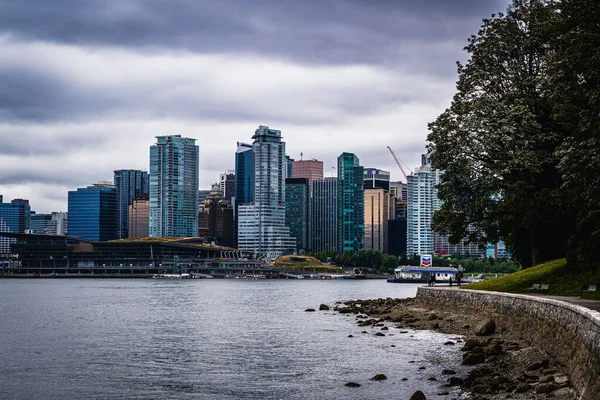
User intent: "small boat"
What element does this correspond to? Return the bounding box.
[151,273,191,279]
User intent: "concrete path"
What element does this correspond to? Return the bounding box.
[430,284,600,312]
[534,295,600,312]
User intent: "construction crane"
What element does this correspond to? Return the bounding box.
[387,146,413,182]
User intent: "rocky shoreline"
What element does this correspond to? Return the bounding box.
[328,297,576,400]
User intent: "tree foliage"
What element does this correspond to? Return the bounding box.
[427,0,600,269]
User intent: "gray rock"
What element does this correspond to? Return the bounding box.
[462,353,486,365]
[319,304,330,311]
[371,374,387,381]
[375,332,385,337]
[345,382,361,387]
[462,337,481,351]
[474,318,496,336]
[442,369,456,375]
[448,377,464,386]
[409,390,427,400]
[535,382,559,394]
[305,308,316,312]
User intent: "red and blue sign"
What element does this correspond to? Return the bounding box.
[420,255,432,267]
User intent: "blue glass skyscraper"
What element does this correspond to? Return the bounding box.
[0,196,31,253]
[114,169,149,239]
[234,142,254,206]
[67,183,117,241]
[149,135,199,238]
[337,152,364,253]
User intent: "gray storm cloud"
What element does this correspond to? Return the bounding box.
[0,0,509,213]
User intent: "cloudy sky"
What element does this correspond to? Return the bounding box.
[0,0,507,213]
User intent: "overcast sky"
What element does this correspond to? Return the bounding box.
[0,0,507,213]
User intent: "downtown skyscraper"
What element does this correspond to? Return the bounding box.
[406,153,442,256]
[149,135,199,238]
[114,169,149,239]
[337,152,364,253]
[311,177,338,252]
[237,126,296,258]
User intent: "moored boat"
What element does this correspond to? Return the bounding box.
[387,266,458,283]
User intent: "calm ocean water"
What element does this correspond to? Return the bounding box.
[0,279,466,399]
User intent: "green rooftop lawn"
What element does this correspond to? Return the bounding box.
[466,259,600,299]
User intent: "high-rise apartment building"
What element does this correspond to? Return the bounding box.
[114,169,149,239]
[363,188,391,253]
[291,160,324,188]
[311,178,338,252]
[237,126,296,258]
[0,197,30,253]
[149,135,199,238]
[337,153,364,253]
[68,183,117,241]
[406,155,442,256]
[128,199,149,238]
[390,181,408,218]
[285,178,310,252]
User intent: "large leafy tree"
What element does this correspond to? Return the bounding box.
[427,0,575,267]
[551,0,600,269]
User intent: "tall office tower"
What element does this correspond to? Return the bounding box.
[219,171,235,202]
[406,155,442,256]
[149,135,199,238]
[337,153,364,253]
[311,178,338,252]
[114,169,149,239]
[68,183,117,241]
[128,199,149,238]
[0,197,30,253]
[363,168,391,191]
[30,213,52,234]
[237,126,296,258]
[234,142,254,246]
[198,185,235,247]
[291,160,324,188]
[285,178,310,252]
[363,188,390,253]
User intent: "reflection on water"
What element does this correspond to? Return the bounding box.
[0,279,465,399]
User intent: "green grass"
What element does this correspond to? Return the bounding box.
[466,258,600,298]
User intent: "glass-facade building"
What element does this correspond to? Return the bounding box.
[114,169,149,239]
[128,199,149,238]
[363,188,391,253]
[285,178,310,252]
[337,153,364,253]
[311,177,338,252]
[0,196,31,253]
[68,184,117,241]
[149,135,199,238]
[237,126,296,258]
[406,155,442,256]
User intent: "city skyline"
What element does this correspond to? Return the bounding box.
[0,0,508,214]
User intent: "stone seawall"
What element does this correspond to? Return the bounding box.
[415,287,600,400]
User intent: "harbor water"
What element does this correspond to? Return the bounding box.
[0,279,466,399]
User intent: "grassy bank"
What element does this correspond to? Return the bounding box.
[466,259,600,299]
